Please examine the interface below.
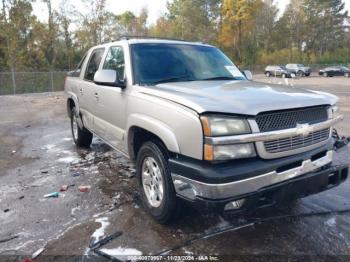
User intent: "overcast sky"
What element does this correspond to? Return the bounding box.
[32,0,350,25]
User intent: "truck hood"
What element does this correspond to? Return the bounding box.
[139,80,337,116]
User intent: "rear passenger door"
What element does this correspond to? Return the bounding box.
[80,48,105,133]
[93,46,128,152]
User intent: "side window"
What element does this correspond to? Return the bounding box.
[70,53,87,77]
[103,46,125,81]
[84,48,105,81]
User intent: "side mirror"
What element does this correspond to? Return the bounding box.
[243,70,253,81]
[94,69,126,88]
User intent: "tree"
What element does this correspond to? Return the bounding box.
[219,0,262,63]
[255,0,278,52]
[157,0,220,42]
[303,0,348,55]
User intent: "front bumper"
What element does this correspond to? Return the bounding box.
[192,164,348,213]
[170,146,348,212]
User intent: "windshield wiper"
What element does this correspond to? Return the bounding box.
[200,76,237,81]
[153,75,194,85]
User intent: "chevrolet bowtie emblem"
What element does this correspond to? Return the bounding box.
[296,123,313,137]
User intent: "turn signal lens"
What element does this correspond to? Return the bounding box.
[200,116,211,136]
[204,144,214,161]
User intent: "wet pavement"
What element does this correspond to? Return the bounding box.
[0,85,349,262]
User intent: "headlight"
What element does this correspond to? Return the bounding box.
[204,143,256,161]
[201,115,255,161]
[200,116,251,136]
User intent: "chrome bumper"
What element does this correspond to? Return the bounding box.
[172,151,333,200]
[205,116,342,145]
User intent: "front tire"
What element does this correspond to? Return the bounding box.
[136,140,179,224]
[265,72,271,77]
[297,70,304,77]
[345,73,350,78]
[70,108,93,147]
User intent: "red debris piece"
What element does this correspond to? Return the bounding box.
[78,185,91,192]
[60,185,69,192]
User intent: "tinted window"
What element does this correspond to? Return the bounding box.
[103,46,125,81]
[84,48,105,81]
[131,43,245,85]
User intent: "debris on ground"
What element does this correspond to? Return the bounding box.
[40,168,49,174]
[0,235,18,243]
[11,150,16,154]
[44,192,59,198]
[59,185,69,192]
[89,231,123,250]
[79,185,91,192]
[32,247,45,259]
[72,172,80,177]
[3,208,10,213]
[18,195,24,200]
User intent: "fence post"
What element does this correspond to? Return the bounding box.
[50,71,54,92]
[11,69,16,95]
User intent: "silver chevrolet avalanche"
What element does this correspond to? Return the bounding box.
[64,38,348,224]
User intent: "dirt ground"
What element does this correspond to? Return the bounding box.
[0,74,349,262]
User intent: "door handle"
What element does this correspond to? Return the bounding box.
[94,92,99,101]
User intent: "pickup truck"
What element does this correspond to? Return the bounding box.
[65,38,348,224]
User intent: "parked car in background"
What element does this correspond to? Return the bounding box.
[264,65,294,78]
[319,66,350,77]
[286,64,312,77]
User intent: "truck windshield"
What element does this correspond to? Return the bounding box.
[131,43,246,85]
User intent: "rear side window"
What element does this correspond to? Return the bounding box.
[103,46,125,81]
[84,48,105,81]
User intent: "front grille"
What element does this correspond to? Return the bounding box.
[264,128,330,153]
[256,106,328,132]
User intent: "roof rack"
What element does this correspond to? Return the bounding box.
[118,35,200,43]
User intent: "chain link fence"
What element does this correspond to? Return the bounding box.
[0,71,67,95]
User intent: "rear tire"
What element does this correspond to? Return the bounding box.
[136,140,180,224]
[70,108,93,148]
[297,70,304,77]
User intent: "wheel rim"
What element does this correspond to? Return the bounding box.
[142,157,164,208]
[72,114,78,141]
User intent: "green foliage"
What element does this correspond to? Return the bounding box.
[0,0,349,71]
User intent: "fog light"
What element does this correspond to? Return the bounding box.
[224,199,245,211]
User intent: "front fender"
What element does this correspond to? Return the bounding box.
[126,113,180,154]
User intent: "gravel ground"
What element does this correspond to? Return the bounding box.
[0,75,349,262]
